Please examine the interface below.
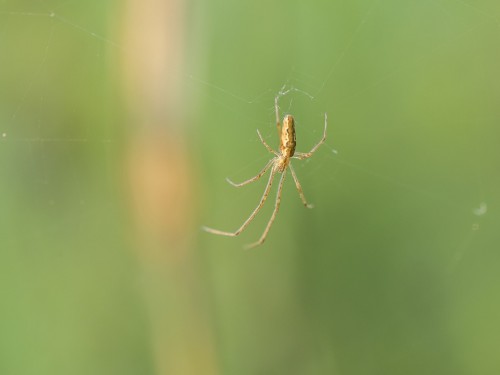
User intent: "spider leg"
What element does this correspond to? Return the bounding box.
[288,162,313,209]
[226,158,274,187]
[293,113,327,160]
[257,129,279,156]
[245,169,286,249]
[275,94,281,136]
[202,166,277,237]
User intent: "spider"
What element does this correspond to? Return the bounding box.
[202,91,327,249]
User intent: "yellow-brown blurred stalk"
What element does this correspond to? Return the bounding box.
[118,1,217,374]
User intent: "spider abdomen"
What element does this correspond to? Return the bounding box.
[280,114,296,158]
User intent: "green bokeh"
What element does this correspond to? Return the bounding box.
[1,0,500,374]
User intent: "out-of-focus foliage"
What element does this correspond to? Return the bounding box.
[1,0,500,374]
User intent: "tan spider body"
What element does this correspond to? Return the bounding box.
[203,94,327,249]
[277,115,296,171]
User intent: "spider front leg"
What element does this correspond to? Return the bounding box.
[275,94,281,136]
[293,113,328,160]
[202,166,277,237]
[257,130,279,156]
[245,168,287,249]
[226,158,274,187]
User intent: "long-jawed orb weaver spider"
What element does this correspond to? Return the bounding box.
[202,91,327,249]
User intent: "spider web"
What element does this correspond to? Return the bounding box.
[196,0,496,257]
[1,0,500,374]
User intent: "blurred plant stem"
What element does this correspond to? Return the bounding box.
[119,1,217,374]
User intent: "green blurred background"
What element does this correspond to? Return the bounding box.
[1,0,500,374]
